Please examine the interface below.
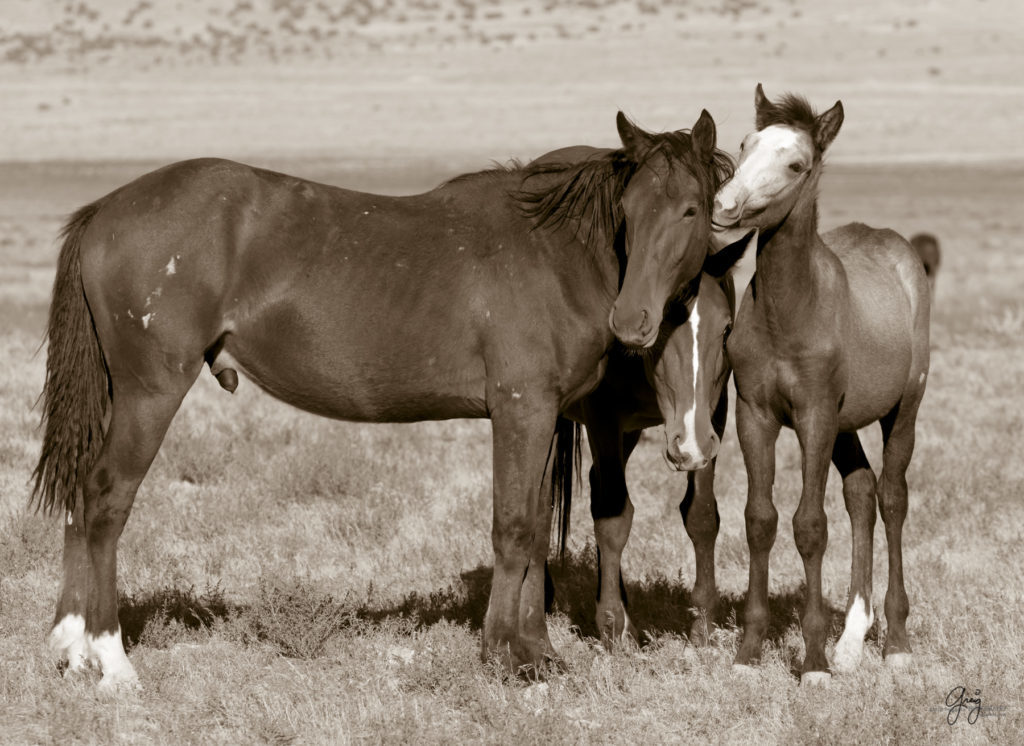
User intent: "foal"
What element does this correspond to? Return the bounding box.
[713,85,930,684]
[559,273,735,645]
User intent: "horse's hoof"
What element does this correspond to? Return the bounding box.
[97,667,141,692]
[833,638,863,673]
[801,671,832,687]
[885,652,913,670]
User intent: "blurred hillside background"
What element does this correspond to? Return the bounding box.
[2,0,1022,168]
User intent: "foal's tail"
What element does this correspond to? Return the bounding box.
[31,203,110,516]
[550,416,582,559]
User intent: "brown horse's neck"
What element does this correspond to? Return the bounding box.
[753,169,825,333]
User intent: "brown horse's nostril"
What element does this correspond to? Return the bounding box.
[667,435,709,471]
[638,309,651,336]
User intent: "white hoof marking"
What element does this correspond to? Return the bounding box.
[886,652,913,670]
[801,671,832,687]
[87,629,139,689]
[834,594,874,673]
[49,614,88,672]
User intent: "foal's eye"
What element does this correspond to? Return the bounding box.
[723,323,733,346]
[789,163,804,173]
[683,206,697,218]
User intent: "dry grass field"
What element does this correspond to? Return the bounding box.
[2,0,1024,744]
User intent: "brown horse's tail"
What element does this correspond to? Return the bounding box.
[550,415,582,560]
[31,203,110,516]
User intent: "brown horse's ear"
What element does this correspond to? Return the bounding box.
[814,100,844,152]
[691,109,716,163]
[616,111,653,157]
[754,83,772,130]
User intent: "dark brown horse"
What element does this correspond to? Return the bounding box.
[33,111,734,687]
[558,272,735,646]
[712,85,930,684]
[909,232,941,295]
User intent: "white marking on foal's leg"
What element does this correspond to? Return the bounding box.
[87,628,139,690]
[165,256,176,275]
[834,593,874,673]
[49,614,88,673]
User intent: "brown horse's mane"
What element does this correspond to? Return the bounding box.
[514,131,734,249]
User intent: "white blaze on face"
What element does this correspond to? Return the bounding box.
[719,125,813,221]
[675,302,702,459]
[833,593,874,673]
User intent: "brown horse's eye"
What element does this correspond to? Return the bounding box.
[684,207,697,218]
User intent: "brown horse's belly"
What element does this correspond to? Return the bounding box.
[219,294,489,422]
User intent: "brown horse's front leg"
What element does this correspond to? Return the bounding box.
[484,398,559,677]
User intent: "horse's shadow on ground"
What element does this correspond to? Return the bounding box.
[118,548,862,674]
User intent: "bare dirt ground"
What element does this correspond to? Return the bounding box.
[2,0,1023,743]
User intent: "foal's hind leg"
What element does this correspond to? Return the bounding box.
[877,397,923,667]
[81,369,201,688]
[831,432,877,673]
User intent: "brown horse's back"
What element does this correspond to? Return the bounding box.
[824,223,930,429]
[78,158,611,423]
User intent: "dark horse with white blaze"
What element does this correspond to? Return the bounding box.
[712,86,930,684]
[558,272,735,645]
[33,110,735,687]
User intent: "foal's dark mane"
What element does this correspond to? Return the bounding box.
[515,131,734,248]
[755,92,818,134]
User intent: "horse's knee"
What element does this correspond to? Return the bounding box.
[877,474,909,523]
[744,502,777,550]
[793,508,827,559]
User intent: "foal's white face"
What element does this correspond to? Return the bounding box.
[713,124,813,228]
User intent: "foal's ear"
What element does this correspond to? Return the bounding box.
[691,109,717,163]
[616,111,653,157]
[814,100,844,152]
[754,83,772,129]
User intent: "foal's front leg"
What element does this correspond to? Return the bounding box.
[791,405,840,685]
[733,396,781,668]
[485,398,560,676]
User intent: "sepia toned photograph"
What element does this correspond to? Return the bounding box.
[1,0,1021,742]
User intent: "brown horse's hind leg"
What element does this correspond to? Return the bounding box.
[80,368,200,688]
[519,464,560,670]
[831,432,877,673]
[49,496,89,675]
[877,397,922,666]
[484,400,559,677]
